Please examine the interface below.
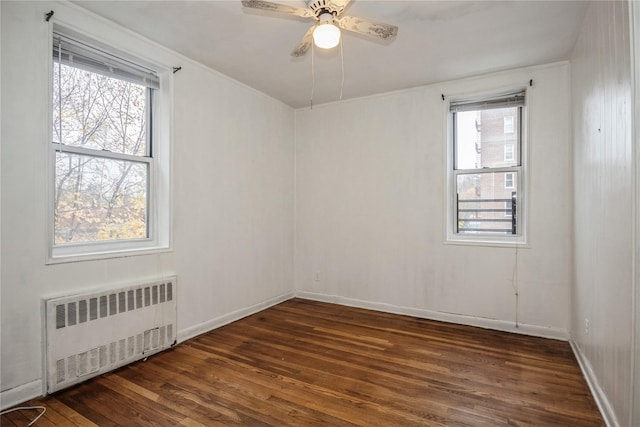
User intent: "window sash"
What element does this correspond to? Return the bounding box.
[53,151,152,244]
[52,58,154,159]
[454,169,520,235]
[452,106,523,170]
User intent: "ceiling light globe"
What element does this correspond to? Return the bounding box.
[313,23,341,49]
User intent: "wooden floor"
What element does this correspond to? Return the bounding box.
[2,299,604,426]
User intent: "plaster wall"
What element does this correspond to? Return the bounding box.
[295,63,572,338]
[0,0,294,407]
[570,1,635,425]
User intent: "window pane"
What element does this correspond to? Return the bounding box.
[54,152,148,244]
[53,62,147,156]
[456,172,517,234]
[455,107,519,169]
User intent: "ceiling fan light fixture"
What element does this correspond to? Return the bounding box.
[242,0,398,57]
[313,21,340,49]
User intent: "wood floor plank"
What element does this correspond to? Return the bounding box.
[34,398,100,427]
[1,298,604,426]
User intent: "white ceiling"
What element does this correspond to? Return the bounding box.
[73,0,589,108]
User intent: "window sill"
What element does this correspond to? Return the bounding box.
[444,236,529,249]
[47,244,172,265]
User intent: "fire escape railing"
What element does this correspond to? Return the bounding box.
[457,192,517,234]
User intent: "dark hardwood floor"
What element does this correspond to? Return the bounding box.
[2,299,604,426]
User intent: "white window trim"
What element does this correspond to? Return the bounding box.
[444,87,529,247]
[46,24,173,264]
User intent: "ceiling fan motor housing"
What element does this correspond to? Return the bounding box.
[307,0,345,18]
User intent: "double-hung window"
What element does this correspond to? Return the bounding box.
[50,27,169,261]
[448,89,526,243]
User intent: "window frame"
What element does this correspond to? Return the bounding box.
[47,24,172,263]
[445,88,528,246]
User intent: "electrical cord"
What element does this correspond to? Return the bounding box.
[511,243,520,328]
[0,406,47,426]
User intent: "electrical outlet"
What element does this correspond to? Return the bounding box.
[585,318,590,335]
[314,271,320,282]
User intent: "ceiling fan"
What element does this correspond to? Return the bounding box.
[241,0,398,57]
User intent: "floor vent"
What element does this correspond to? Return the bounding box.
[44,277,177,393]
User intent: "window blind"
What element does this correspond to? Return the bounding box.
[449,89,525,112]
[53,31,160,90]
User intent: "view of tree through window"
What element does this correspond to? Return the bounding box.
[53,62,149,244]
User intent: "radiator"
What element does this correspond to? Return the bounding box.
[43,276,177,393]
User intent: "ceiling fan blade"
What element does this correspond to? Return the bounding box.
[241,0,314,18]
[328,0,352,15]
[336,15,398,40]
[291,25,315,57]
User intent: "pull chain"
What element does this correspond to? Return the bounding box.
[339,37,344,101]
[309,42,315,109]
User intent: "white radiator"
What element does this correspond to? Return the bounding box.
[43,277,177,393]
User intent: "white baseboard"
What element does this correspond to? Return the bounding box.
[0,380,43,411]
[295,291,569,341]
[569,340,619,427]
[177,291,295,343]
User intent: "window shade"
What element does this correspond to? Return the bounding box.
[449,89,525,112]
[53,31,160,90]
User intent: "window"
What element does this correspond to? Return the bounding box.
[448,89,525,242]
[504,115,514,133]
[504,172,514,189]
[50,27,170,261]
[504,144,514,162]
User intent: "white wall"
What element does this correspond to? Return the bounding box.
[570,1,635,426]
[0,0,294,407]
[633,2,640,425]
[295,63,572,338]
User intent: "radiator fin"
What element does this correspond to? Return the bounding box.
[109,294,117,316]
[56,359,65,383]
[79,300,87,323]
[99,296,108,318]
[67,302,77,326]
[67,355,76,379]
[127,290,134,311]
[89,298,97,320]
[56,305,65,329]
[118,292,126,313]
